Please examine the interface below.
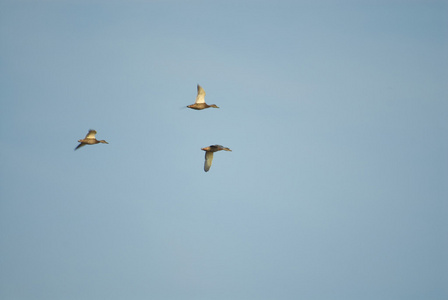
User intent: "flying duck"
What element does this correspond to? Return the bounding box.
[187,85,219,110]
[201,145,231,172]
[75,129,108,150]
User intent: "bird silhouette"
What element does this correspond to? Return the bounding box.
[201,145,231,172]
[75,129,108,150]
[187,84,219,110]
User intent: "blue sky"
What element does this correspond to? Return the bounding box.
[1,1,447,299]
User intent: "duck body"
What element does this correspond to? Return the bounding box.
[75,129,109,150]
[201,145,232,172]
[187,103,219,110]
[187,84,219,110]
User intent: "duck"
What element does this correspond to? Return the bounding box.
[75,129,108,150]
[201,145,232,172]
[187,84,219,110]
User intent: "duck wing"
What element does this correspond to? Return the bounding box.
[204,151,214,172]
[85,129,97,139]
[74,143,86,151]
[195,84,206,104]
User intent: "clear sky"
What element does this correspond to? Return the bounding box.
[1,1,447,299]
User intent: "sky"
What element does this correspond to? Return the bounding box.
[0,0,447,299]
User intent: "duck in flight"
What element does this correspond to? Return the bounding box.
[201,145,232,172]
[75,129,108,150]
[187,84,219,110]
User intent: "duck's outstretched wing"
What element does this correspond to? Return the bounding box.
[85,129,97,139]
[204,151,214,172]
[74,143,85,151]
[195,84,206,104]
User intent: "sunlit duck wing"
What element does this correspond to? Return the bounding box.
[85,129,97,140]
[204,151,214,172]
[195,84,206,104]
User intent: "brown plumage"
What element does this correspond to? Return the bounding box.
[187,84,219,110]
[75,129,108,150]
[201,145,232,172]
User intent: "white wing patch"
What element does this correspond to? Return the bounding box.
[195,85,206,104]
[204,151,214,172]
[85,130,97,139]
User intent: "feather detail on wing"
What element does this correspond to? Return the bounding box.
[195,85,206,104]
